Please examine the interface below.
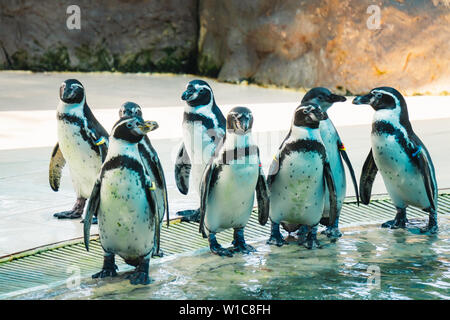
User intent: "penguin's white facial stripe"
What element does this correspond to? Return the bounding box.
[371,89,400,108]
[71,83,84,90]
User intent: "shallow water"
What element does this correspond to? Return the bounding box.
[16,216,450,300]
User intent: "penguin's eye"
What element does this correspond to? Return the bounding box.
[126,122,133,128]
[199,88,205,94]
[374,92,383,99]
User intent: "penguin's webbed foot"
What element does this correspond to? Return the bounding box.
[92,265,118,279]
[126,258,152,285]
[210,245,233,257]
[232,228,256,254]
[126,271,152,285]
[151,248,164,258]
[304,236,322,250]
[233,243,256,254]
[420,210,438,234]
[381,218,408,229]
[93,254,118,279]
[267,222,288,247]
[54,210,82,219]
[420,224,438,234]
[296,225,309,244]
[209,234,233,257]
[322,227,342,241]
[382,208,408,229]
[302,226,322,250]
[177,209,200,223]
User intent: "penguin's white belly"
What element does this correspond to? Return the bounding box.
[269,153,325,226]
[98,168,155,260]
[320,123,346,217]
[183,123,218,194]
[205,164,259,233]
[372,134,429,209]
[57,121,101,198]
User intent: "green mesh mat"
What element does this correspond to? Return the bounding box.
[0,193,449,298]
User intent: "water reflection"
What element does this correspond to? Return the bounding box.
[15,216,450,300]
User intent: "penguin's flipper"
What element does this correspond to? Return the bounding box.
[49,143,66,192]
[84,179,101,251]
[360,149,378,205]
[199,161,216,238]
[84,103,109,162]
[175,143,191,195]
[338,141,360,206]
[140,138,170,228]
[256,157,270,226]
[267,155,280,188]
[145,175,160,252]
[414,149,437,212]
[154,153,170,228]
[323,161,338,227]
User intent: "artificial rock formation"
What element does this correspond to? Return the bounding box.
[1,0,449,94]
[198,0,450,94]
[0,0,198,73]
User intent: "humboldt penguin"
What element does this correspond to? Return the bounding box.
[298,87,359,240]
[199,107,269,256]
[353,87,438,234]
[84,116,160,285]
[267,103,338,249]
[49,79,108,222]
[119,101,169,257]
[175,79,226,222]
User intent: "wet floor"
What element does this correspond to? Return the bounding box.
[14,216,450,300]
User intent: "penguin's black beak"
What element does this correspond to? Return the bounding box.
[353,93,373,105]
[138,120,159,134]
[235,115,252,134]
[181,88,196,101]
[328,94,347,103]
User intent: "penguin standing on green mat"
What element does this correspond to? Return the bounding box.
[49,79,108,222]
[84,115,160,285]
[118,101,169,257]
[353,87,438,234]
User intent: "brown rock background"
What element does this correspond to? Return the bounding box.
[198,0,450,94]
[0,0,198,73]
[1,0,449,93]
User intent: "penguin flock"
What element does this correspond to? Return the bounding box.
[49,79,439,285]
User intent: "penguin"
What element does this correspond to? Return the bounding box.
[84,116,160,285]
[297,87,360,240]
[49,79,108,221]
[266,103,338,249]
[352,87,438,234]
[175,79,226,222]
[118,102,169,257]
[198,106,269,256]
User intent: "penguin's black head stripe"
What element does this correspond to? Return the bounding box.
[182,80,214,107]
[293,103,325,128]
[112,117,146,144]
[119,101,143,119]
[60,79,84,104]
[302,87,346,108]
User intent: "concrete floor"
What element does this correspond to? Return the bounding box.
[0,71,449,257]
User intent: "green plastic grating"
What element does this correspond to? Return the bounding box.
[0,193,449,299]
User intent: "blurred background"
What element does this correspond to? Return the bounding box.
[1,0,449,94]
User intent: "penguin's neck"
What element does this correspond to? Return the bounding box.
[57,97,86,117]
[223,132,253,150]
[289,125,321,141]
[185,102,215,120]
[106,138,140,161]
[372,104,406,131]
